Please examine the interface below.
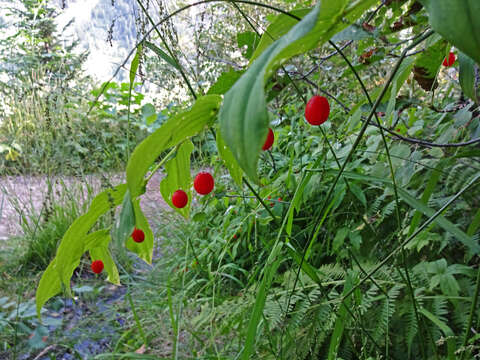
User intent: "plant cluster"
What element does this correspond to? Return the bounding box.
[24,0,480,359]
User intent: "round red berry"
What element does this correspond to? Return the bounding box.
[443,52,455,67]
[194,172,214,195]
[305,95,330,125]
[131,227,145,243]
[91,260,104,274]
[172,190,188,208]
[262,128,274,151]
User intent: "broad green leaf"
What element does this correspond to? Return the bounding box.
[160,140,194,218]
[420,0,480,64]
[220,1,378,181]
[55,184,127,291]
[126,199,154,263]
[114,190,135,245]
[458,51,478,103]
[130,44,142,86]
[207,70,245,95]
[127,95,221,197]
[144,41,179,70]
[250,8,311,62]
[216,129,243,186]
[90,246,120,285]
[36,260,62,318]
[36,229,113,318]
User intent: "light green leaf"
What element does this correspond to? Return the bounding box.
[130,44,142,86]
[216,129,243,186]
[160,140,194,218]
[114,190,135,245]
[458,51,478,102]
[207,70,245,95]
[126,199,154,264]
[127,95,221,197]
[37,229,113,318]
[55,184,127,291]
[420,0,480,64]
[220,1,377,181]
[90,245,120,285]
[250,8,311,62]
[144,41,179,70]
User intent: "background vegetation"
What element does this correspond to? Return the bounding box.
[0,0,479,359]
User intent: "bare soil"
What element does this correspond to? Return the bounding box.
[0,172,170,242]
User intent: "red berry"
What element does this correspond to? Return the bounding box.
[262,128,274,151]
[278,197,282,202]
[172,190,188,208]
[305,95,330,125]
[443,52,455,67]
[91,260,104,274]
[194,172,214,195]
[131,227,145,243]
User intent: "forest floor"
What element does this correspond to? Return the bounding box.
[0,172,175,359]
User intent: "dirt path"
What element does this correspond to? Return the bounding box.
[0,172,169,242]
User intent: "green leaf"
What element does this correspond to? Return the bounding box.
[409,165,442,236]
[420,0,480,65]
[250,8,311,62]
[337,171,480,254]
[127,95,221,197]
[216,128,243,186]
[130,44,142,86]
[114,190,135,244]
[36,229,114,318]
[237,31,260,59]
[144,41,179,70]
[36,260,61,318]
[160,140,194,218]
[55,185,127,291]
[220,1,375,181]
[207,70,245,95]
[419,307,456,360]
[458,51,479,103]
[90,245,120,285]
[328,271,355,360]
[126,200,154,264]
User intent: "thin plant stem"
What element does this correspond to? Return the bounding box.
[460,265,480,359]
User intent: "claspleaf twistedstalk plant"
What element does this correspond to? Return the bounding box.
[32,1,480,358]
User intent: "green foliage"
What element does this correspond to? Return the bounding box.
[17,0,480,358]
[420,0,480,64]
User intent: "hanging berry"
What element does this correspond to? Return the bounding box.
[442,52,456,67]
[91,260,104,274]
[305,95,330,125]
[262,128,274,151]
[131,227,145,243]
[172,189,188,208]
[194,172,214,195]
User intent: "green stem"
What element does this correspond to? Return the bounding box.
[136,0,197,100]
[243,178,279,225]
[460,265,480,359]
[328,39,429,360]
[127,291,148,346]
